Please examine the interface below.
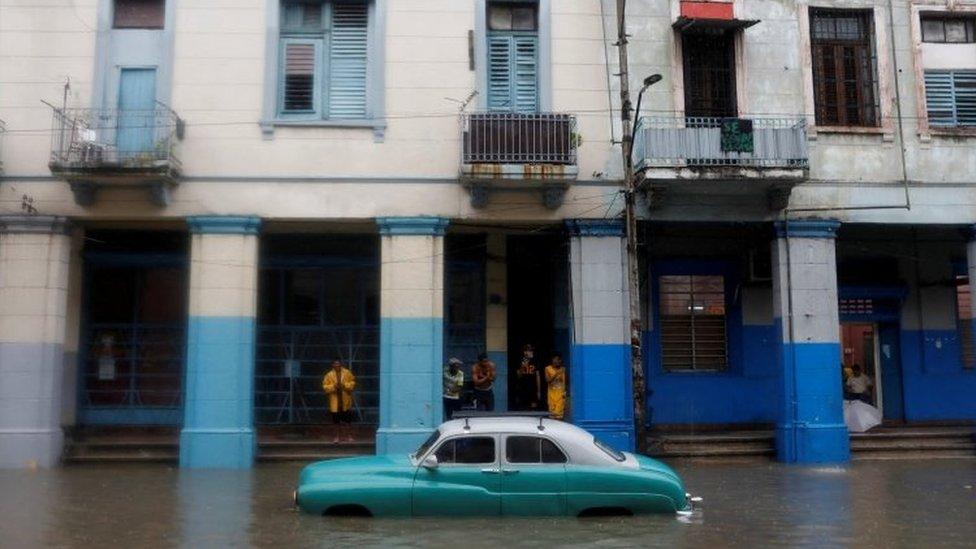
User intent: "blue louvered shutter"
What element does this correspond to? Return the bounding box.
[487,34,538,113]
[279,38,322,116]
[487,34,514,111]
[926,70,976,127]
[327,2,369,119]
[512,35,538,113]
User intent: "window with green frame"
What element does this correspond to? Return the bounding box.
[278,0,369,119]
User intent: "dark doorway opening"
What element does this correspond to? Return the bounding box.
[507,234,569,411]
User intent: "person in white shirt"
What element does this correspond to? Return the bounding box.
[443,357,465,420]
[844,364,873,403]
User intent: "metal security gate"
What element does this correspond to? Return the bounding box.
[255,235,379,425]
[445,235,487,368]
[79,231,188,425]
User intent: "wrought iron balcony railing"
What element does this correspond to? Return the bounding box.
[634,116,808,171]
[461,112,577,166]
[49,105,182,172]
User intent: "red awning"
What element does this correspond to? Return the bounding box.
[672,15,759,33]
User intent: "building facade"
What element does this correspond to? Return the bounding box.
[0,0,974,469]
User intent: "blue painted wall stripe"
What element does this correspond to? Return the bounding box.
[570,343,634,452]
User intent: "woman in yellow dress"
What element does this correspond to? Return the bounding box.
[323,360,357,443]
[545,353,567,420]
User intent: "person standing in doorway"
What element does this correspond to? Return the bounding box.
[545,353,567,420]
[472,353,496,411]
[845,363,873,404]
[443,357,465,420]
[323,360,357,443]
[515,344,541,410]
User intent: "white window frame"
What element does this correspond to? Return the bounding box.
[909,2,976,140]
[798,1,896,139]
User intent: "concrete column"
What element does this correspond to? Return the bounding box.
[376,217,448,454]
[180,216,261,469]
[772,219,849,464]
[566,220,633,451]
[0,216,71,468]
[485,233,508,411]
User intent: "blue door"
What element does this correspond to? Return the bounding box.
[879,323,905,421]
[117,68,157,157]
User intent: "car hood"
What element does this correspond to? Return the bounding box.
[299,454,413,484]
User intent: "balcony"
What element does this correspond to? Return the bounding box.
[49,106,183,206]
[460,112,578,209]
[633,117,808,210]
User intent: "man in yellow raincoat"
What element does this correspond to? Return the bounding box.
[545,353,567,420]
[323,360,357,443]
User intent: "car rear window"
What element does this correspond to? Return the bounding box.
[594,437,625,462]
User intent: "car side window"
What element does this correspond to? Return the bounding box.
[506,436,567,464]
[434,437,495,464]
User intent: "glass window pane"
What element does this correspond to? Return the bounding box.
[506,436,541,463]
[512,7,537,30]
[454,437,496,464]
[113,0,165,29]
[922,19,946,42]
[434,440,456,463]
[945,20,969,42]
[488,5,513,30]
[541,439,567,463]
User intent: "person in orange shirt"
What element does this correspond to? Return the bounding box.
[323,360,357,443]
[545,353,567,420]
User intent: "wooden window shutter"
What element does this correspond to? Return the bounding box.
[513,35,538,113]
[327,2,369,119]
[280,38,322,115]
[487,34,514,111]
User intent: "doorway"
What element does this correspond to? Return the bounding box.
[117,67,157,156]
[840,322,882,412]
[507,234,567,411]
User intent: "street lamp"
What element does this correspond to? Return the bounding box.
[630,74,662,150]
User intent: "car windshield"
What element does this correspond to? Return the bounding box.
[593,437,625,462]
[413,429,440,460]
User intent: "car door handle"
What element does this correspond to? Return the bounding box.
[481,468,500,474]
[501,469,520,475]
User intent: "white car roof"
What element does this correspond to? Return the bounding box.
[431,416,638,468]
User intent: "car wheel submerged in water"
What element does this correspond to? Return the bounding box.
[295,413,694,518]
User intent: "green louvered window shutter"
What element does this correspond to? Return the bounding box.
[925,70,976,127]
[487,34,538,113]
[328,2,369,119]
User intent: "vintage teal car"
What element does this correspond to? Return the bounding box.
[295,415,694,517]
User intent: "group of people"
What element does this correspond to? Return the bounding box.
[322,345,570,446]
[443,344,567,421]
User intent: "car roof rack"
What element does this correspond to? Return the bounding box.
[451,411,550,432]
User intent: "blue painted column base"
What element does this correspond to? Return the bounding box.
[375,428,435,455]
[775,339,850,464]
[569,343,634,453]
[0,430,64,468]
[179,429,255,469]
[775,423,850,464]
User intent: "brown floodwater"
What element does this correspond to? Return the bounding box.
[1,459,974,548]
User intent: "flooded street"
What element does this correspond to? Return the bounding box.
[2,459,975,548]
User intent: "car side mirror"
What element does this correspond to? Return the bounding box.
[421,454,439,470]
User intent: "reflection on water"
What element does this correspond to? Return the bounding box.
[1,460,975,548]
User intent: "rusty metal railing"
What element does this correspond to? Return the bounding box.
[461,112,577,165]
[634,116,808,170]
[49,105,182,171]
